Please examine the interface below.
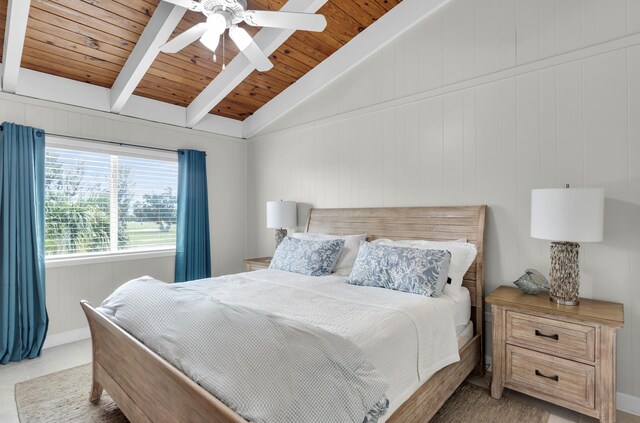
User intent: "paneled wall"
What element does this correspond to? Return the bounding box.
[45,255,176,342]
[0,92,247,343]
[248,0,640,402]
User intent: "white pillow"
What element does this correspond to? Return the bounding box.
[372,239,477,301]
[292,232,367,276]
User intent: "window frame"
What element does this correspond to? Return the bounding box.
[44,136,178,266]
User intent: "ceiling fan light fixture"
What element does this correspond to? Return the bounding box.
[200,14,227,51]
[207,13,228,32]
[200,29,220,51]
[228,25,251,50]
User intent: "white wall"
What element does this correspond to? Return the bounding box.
[0,92,247,344]
[248,0,640,405]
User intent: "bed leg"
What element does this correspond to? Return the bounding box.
[90,378,103,403]
[474,362,485,377]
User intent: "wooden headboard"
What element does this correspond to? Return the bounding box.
[305,206,487,355]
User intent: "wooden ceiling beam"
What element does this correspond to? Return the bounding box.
[185,0,329,128]
[14,67,243,138]
[2,0,31,93]
[110,1,186,113]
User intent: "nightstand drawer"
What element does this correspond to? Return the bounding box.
[506,311,596,362]
[505,345,595,410]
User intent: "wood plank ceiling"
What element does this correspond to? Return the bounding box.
[3,0,402,121]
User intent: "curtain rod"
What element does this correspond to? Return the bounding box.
[46,133,180,154]
[0,124,181,155]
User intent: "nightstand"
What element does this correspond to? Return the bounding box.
[243,257,272,271]
[487,286,624,423]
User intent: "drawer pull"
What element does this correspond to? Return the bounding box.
[535,369,559,382]
[535,329,559,340]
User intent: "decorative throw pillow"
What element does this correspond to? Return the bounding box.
[291,232,367,276]
[269,237,345,276]
[372,239,477,301]
[347,242,451,297]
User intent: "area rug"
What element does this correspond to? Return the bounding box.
[431,382,549,423]
[15,364,127,423]
[16,364,549,422]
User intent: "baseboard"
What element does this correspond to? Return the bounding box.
[43,327,90,349]
[483,355,640,416]
[617,392,640,416]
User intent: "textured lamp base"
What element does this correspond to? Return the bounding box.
[549,241,580,305]
[275,228,287,248]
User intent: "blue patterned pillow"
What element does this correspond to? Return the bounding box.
[269,237,345,276]
[347,242,451,297]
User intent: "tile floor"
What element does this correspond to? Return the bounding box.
[0,339,92,422]
[0,340,638,422]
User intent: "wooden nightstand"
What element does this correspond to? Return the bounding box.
[487,286,624,423]
[243,257,272,271]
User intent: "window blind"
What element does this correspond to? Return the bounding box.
[45,146,178,257]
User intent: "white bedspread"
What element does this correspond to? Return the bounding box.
[100,269,461,420]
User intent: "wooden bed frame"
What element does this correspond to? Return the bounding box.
[81,205,487,423]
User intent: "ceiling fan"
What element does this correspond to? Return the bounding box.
[159,0,327,72]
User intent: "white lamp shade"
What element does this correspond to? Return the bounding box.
[266,201,297,229]
[531,188,604,242]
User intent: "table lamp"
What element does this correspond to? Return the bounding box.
[530,186,604,305]
[266,200,297,248]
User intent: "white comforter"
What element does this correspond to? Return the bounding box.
[100,269,461,420]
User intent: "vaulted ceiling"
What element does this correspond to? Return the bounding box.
[3,0,402,121]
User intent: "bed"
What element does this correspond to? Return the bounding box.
[81,205,487,422]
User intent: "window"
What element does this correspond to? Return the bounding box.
[45,139,178,258]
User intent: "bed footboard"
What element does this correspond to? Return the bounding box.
[81,301,246,423]
[388,334,481,422]
[82,304,480,423]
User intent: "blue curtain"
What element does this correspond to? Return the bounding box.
[175,149,211,282]
[0,122,48,364]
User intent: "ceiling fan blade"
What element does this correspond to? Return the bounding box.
[243,11,327,32]
[160,23,209,53]
[160,0,203,12]
[229,26,273,72]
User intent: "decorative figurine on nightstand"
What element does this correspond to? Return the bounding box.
[266,200,297,248]
[513,269,550,295]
